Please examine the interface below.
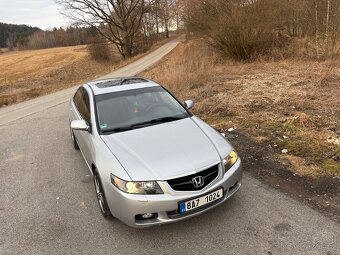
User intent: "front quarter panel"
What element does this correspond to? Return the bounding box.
[191,116,234,159]
[88,121,135,219]
[69,85,133,218]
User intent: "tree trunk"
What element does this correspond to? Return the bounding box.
[165,21,169,38]
[164,0,170,38]
[315,0,319,59]
[325,0,330,55]
[123,37,133,58]
[156,16,159,38]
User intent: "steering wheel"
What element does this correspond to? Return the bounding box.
[145,103,169,114]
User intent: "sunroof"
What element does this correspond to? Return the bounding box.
[95,78,148,88]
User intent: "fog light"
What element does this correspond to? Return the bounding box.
[142,213,154,219]
[136,213,157,221]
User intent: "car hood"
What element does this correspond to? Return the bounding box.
[100,117,222,181]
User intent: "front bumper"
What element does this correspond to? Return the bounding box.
[105,159,242,227]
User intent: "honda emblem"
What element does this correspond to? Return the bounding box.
[192,176,204,188]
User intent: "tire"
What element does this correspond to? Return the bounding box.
[70,128,79,150]
[93,171,112,218]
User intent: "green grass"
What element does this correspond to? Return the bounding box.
[277,138,323,163]
[267,122,340,177]
[323,158,340,176]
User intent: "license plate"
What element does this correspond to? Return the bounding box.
[179,188,223,214]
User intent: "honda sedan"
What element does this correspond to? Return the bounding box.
[69,77,242,227]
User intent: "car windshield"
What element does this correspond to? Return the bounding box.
[95,86,190,134]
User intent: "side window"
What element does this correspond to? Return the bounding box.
[73,88,82,110]
[81,88,91,124]
[73,87,91,124]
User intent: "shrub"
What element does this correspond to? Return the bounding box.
[88,43,115,62]
[183,0,287,60]
[184,0,340,60]
[210,18,281,60]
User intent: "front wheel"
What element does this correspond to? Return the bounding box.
[94,172,112,218]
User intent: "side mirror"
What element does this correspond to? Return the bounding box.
[71,120,90,132]
[184,100,194,110]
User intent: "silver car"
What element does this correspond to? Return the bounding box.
[69,77,242,227]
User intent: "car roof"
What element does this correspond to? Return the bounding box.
[86,77,160,95]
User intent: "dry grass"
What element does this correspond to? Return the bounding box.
[0,45,122,106]
[0,48,9,54]
[0,37,173,107]
[142,39,340,178]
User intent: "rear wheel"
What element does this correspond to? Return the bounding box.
[94,171,112,218]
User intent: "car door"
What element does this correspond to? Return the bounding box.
[71,87,94,168]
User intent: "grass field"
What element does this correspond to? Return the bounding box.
[0,37,175,107]
[142,39,340,178]
[0,45,122,107]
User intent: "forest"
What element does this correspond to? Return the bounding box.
[0,23,40,48]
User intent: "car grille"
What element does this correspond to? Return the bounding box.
[167,164,219,191]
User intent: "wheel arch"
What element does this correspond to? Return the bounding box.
[91,163,97,175]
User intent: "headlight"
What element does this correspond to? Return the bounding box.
[111,174,163,194]
[223,150,238,171]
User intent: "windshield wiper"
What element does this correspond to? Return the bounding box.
[101,126,132,133]
[131,116,185,129]
[101,115,186,134]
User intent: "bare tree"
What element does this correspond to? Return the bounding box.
[315,0,320,59]
[6,32,16,50]
[56,0,153,58]
[161,0,171,38]
[171,0,183,32]
[325,0,330,55]
[156,0,177,38]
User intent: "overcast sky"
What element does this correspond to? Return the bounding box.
[0,0,70,29]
